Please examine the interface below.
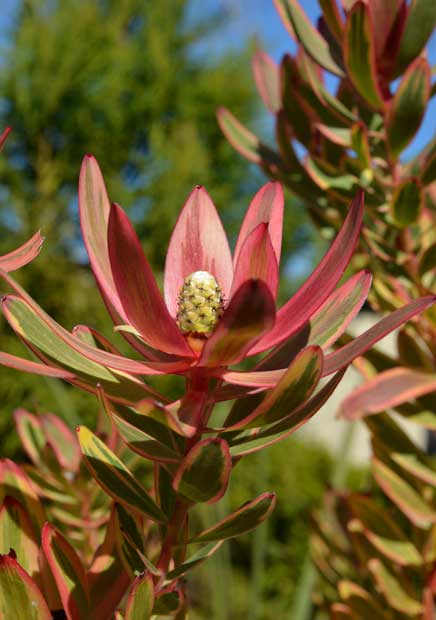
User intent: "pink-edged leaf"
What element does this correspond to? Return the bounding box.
[217,107,283,167]
[369,0,403,58]
[13,409,45,466]
[125,572,154,620]
[0,554,51,620]
[0,274,190,376]
[340,368,436,421]
[343,1,384,109]
[323,295,436,376]
[372,457,436,528]
[108,203,192,356]
[393,0,436,77]
[230,224,279,300]
[252,49,281,113]
[234,181,284,267]
[368,559,422,616]
[199,280,275,368]
[0,126,11,151]
[250,191,364,355]
[165,541,224,581]
[386,57,431,158]
[79,155,127,321]
[173,438,231,504]
[305,270,371,349]
[314,124,351,146]
[0,459,46,533]
[191,492,276,542]
[77,426,167,523]
[0,497,39,579]
[0,351,75,379]
[319,0,344,41]
[0,231,44,272]
[225,346,323,430]
[228,369,346,457]
[274,0,344,76]
[41,414,81,472]
[42,523,89,620]
[88,509,130,620]
[164,185,233,317]
[254,270,371,374]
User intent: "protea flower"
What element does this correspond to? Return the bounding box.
[0,155,433,434]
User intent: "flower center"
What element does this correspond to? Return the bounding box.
[177,271,224,335]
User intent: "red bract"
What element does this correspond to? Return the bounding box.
[0,154,433,408]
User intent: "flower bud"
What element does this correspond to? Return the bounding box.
[177,271,224,335]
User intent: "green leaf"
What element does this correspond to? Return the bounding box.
[125,573,154,620]
[153,587,182,615]
[390,178,423,227]
[394,0,436,76]
[13,409,45,466]
[338,580,389,619]
[0,554,51,620]
[2,296,114,381]
[42,523,89,620]
[252,49,281,113]
[368,558,422,615]
[372,457,436,528]
[386,56,431,157]
[41,414,81,472]
[274,0,344,76]
[191,493,276,542]
[392,453,436,486]
[343,1,384,109]
[228,369,346,457]
[217,107,283,168]
[173,438,231,504]
[0,498,39,579]
[305,157,358,191]
[0,459,46,533]
[225,346,323,429]
[88,510,130,620]
[421,137,436,186]
[350,122,371,168]
[77,426,167,523]
[112,411,182,463]
[166,541,224,581]
[347,494,422,566]
[114,504,148,577]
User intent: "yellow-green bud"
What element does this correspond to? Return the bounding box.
[177,271,224,335]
